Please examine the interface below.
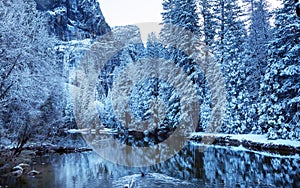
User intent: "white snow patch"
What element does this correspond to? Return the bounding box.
[190,141,300,159]
[191,132,300,147]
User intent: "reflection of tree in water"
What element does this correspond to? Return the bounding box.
[50,145,300,187]
[203,146,300,187]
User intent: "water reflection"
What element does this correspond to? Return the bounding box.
[203,146,300,187]
[1,143,299,187]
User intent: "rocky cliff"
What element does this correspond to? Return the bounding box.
[34,0,111,41]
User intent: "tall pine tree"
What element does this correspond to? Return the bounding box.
[160,0,212,131]
[259,0,300,140]
[245,0,272,133]
[210,0,248,133]
[199,0,218,47]
[160,0,201,61]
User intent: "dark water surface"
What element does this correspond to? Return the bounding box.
[1,143,299,187]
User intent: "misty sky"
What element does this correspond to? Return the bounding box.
[99,0,282,27]
[99,0,163,26]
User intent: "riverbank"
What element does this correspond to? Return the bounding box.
[1,132,300,179]
[0,142,92,178]
[191,133,300,156]
[1,140,299,188]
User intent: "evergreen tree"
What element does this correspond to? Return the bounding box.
[211,0,249,133]
[245,0,272,133]
[259,0,300,140]
[160,0,201,60]
[160,0,209,131]
[199,0,218,47]
[146,32,164,58]
[160,0,202,90]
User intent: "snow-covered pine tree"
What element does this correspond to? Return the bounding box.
[161,0,195,59]
[244,0,272,133]
[160,0,178,52]
[258,0,300,140]
[160,0,210,131]
[146,32,164,58]
[199,0,218,47]
[160,0,201,61]
[211,0,249,134]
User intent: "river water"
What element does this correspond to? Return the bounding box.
[1,143,299,187]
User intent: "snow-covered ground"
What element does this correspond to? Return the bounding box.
[191,132,300,147]
[190,132,300,157]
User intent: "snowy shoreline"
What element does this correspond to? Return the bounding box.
[190,133,300,156]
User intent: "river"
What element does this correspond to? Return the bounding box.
[1,142,299,187]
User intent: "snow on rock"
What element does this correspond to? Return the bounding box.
[34,0,111,41]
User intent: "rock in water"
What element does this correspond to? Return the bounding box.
[34,0,111,41]
[18,163,30,168]
[27,170,41,176]
[12,165,23,172]
[11,169,23,177]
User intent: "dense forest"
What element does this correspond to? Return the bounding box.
[0,0,299,154]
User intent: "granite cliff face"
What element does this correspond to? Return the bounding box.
[34,0,111,41]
